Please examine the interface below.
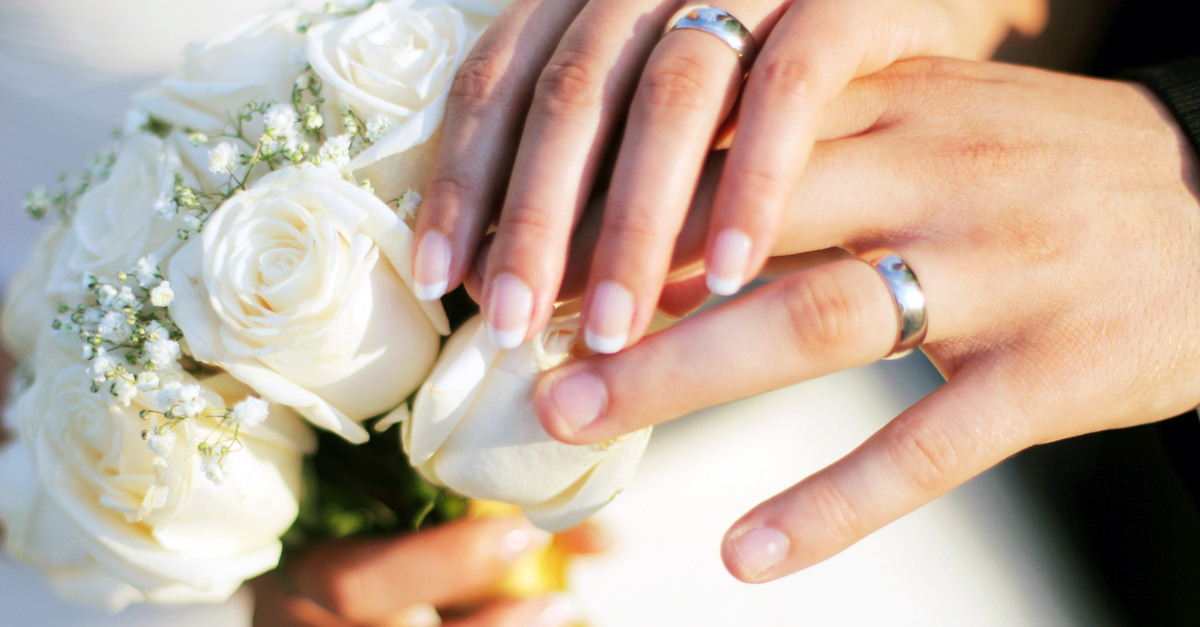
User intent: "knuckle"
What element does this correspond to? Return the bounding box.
[722,164,791,203]
[807,479,863,545]
[753,56,821,101]
[424,175,475,207]
[885,418,959,495]
[534,49,606,112]
[777,272,865,357]
[497,204,562,240]
[603,208,667,248]
[450,52,510,107]
[637,56,713,113]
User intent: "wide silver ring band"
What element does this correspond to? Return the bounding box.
[857,249,927,360]
[663,5,757,69]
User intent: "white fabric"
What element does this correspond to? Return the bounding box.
[0,1,1103,625]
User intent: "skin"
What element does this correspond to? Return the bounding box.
[412,0,1046,356]
[530,58,1200,582]
[251,516,606,626]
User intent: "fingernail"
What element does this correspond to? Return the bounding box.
[548,370,607,434]
[707,229,752,296]
[486,273,533,349]
[585,281,634,354]
[532,593,585,627]
[499,520,554,563]
[730,526,789,580]
[414,231,451,301]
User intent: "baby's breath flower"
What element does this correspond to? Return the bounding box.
[304,105,324,131]
[182,213,203,232]
[145,337,181,369]
[264,104,298,137]
[133,256,160,287]
[136,371,160,392]
[153,194,178,221]
[146,429,177,458]
[207,142,240,175]
[157,382,206,419]
[23,186,49,219]
[316,134,352,173]
[97,311,128,341]
[188,132,209,146]
[91,348,118,383]
[202,456,225,485]
[396,189,422,221]
[229,397,269,428]
[113,376,138,406]
[145,321,167,342]
[149,281,175,307]
[365,115,393,143]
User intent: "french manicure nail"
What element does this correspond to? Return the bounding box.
[548,371,608,434]
[707,229,752,296]
[585,281,634,354]
[486,273,533,349]
[499,520,554,563]
[414,231,451,301]
[730,526,789,579]
[532,593,585,627]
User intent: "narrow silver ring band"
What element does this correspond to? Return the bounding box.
[663,5,758,69]
[857,249,928,360]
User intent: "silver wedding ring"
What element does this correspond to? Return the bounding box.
[663,5,757,69]
[857,249,928,360]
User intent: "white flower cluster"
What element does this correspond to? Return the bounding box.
[0,0,654,612]
[51,257,272,476]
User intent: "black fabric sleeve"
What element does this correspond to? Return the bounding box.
[1122,57,1200,168]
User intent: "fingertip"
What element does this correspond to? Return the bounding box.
[484,273,533,349]
[721,523,792,584]
[706,228,752,296]
[535,366,608,444]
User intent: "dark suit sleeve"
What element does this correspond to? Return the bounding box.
[1123,57,1200,171]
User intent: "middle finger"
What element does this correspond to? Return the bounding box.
[578,2,784,353]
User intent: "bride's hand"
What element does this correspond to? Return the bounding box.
[251,516,594,626]
[532,58,1200,582]
[412,0,1046,351]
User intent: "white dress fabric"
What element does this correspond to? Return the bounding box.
[0,1,1105,625]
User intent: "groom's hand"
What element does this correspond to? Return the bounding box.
[533,58,1200,582]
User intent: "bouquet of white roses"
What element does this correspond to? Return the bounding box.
[0,0,651,611]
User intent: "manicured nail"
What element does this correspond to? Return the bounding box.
[548,371,608,434]
[585,281,634,354]
[730,526,789,579]
[499,520,554,563]
[414,231,451,301]
[485,273,533,349]
[532,593,585,627]
[707,229,752,296]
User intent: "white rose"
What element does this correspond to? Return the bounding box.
[305,0,504,199]
[44,134,190,299]
[2,227,67,361]
[0,347,314,611]
[406,313,652,532]
[169,166,449,443]
[134,9,309,134]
